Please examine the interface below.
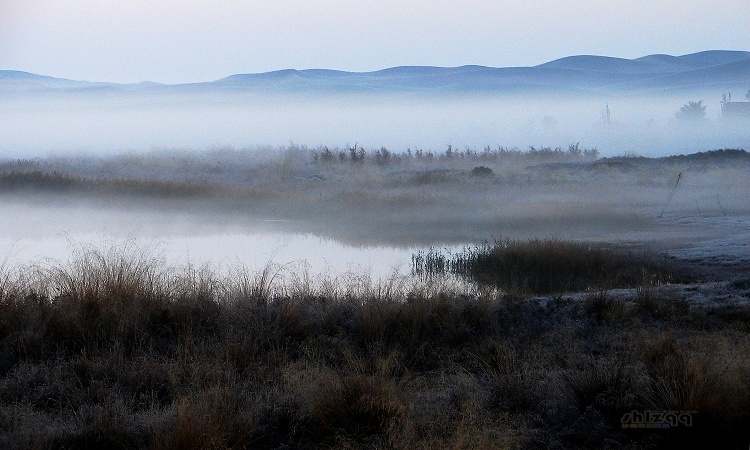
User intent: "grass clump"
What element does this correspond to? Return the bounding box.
[414,238,681,295]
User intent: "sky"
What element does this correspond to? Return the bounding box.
[1,0,748,84]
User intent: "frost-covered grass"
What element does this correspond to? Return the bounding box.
[2,146,749,247]
[1,243,749,449]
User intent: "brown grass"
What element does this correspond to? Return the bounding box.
[6,148,750,250]
[0,244,748,449]
[414,238,685,295]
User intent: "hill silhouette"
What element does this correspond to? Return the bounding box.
[2,50,749,96]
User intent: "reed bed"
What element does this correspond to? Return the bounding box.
[412,238,684,295]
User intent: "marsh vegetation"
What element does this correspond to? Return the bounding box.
[1,242,749,449]
[2,145,748,248]
[412,238,685,295]
[1,146,750,448]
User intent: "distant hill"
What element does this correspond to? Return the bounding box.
[2,50,749,96]
[0,70,118,93]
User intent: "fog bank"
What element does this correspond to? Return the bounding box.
[1,91,747,158]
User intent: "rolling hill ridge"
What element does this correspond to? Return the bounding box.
[2,50,749,96]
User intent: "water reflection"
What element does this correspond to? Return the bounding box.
[0,221,433,279]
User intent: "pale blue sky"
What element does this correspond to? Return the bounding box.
[1,0,748,83]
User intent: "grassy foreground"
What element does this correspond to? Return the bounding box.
[1,243,749,449]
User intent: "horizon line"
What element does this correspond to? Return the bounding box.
[2,49,749,86]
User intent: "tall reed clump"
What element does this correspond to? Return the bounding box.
[414,238,682,295]
[41,243,175,354]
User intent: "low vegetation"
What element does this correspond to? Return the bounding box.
[1,146,749,448]
[1,146,748,247]
[0,243,748,449]
[413,238,686,295]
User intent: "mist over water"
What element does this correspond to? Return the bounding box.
[0,200,429,277]
[2,76,749,277]
[1,91,747,158]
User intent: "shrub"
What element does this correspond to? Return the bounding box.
[675,100,706,121]
[469,166,494,178]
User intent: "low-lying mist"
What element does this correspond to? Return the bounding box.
[2,146,749,279]
[3,57,750,449]
[1,90,748,157]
